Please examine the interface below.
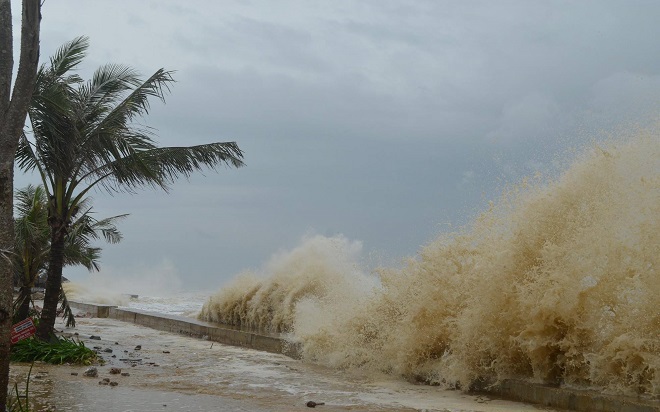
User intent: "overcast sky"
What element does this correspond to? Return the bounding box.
[11,0,660,292]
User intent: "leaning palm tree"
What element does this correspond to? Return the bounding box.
[16,37,245,340]
[12,184,126,326]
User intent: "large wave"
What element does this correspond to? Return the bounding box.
[200,133,659,397]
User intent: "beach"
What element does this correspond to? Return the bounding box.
[9,315,559,412]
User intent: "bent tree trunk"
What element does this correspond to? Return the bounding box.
[35,226,66,341]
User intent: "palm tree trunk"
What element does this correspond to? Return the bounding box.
[15,285,32,322]
[36,227,66,341]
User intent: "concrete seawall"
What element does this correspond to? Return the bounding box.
[109,307,301,358]
[68,301,659,412]
[483,380,658,412]
[68,301,301,358]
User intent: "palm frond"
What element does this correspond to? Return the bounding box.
[79,141,244,196]
[81,63,142,109]
[74,68,174,172]
[92,215,128,244]
[59,286,76,328]
[61,242,101,272]
[13,185,50,287]
[48,36,88,79]
[16,133,53,191]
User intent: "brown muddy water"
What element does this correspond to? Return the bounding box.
[199,134,659,397]
[9,317,559,412]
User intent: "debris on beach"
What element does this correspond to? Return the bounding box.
[83,367,98,377]
[306,401,325,408]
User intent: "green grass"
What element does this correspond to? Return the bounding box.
[11,337,98,365]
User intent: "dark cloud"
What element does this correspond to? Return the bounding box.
[12,0,659,289]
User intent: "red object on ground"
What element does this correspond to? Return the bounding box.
[11,318,36,344]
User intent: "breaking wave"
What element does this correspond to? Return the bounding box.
[200,132,659,397]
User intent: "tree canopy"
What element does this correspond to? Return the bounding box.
[16,36,245,340]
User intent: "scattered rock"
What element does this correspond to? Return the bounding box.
[74,332,79,336]
[162,350,170,354]
[103,348,113,353]
[109,368,122,374]
[121,372,130,377]
[83,367,98,378]
[90,335,101,340]
[93,346,102,350]
[134,345,142,350]
[306,401,325,408]
[102,378,110,383]
[109,381,118,387]
[114,342,119,345]
[111,355,116,358]
[70,372,78,376]
[98,381,108,385]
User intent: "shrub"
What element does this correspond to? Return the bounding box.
[11,337,97,365]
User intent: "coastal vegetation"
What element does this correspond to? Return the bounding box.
[16,36,245,341]
[12,184,125,326]
[11,336,97,365]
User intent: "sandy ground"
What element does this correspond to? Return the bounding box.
[9,316,561,412]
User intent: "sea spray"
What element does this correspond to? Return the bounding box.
[200,133,659,396]
[199,235,377,332]
[63,259,184,306]
[63,281,129,306]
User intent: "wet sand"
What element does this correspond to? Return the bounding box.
[10,317,560,412]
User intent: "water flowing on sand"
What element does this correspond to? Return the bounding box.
[200,131,659,397]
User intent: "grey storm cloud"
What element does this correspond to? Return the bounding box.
[12,0,660,290]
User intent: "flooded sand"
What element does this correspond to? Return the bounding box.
[10,317,559,412]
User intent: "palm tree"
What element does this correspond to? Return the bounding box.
[16,37,245,340]
[12,185,49,323]
[12,184,126,326]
